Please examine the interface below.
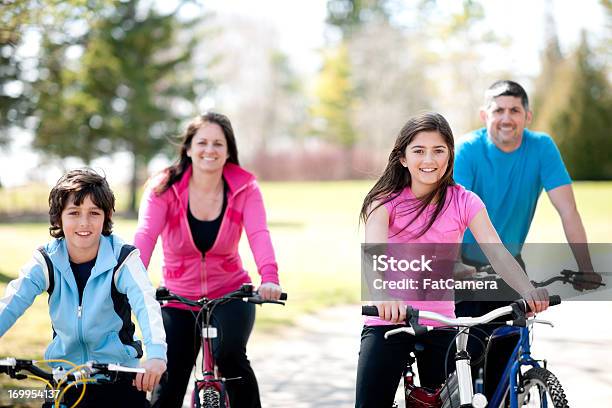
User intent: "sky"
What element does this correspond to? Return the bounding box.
[0,0,607,188]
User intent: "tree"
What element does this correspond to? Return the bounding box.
[311,44,358,150]
[321,0,496,157]
[33,0,202,213]
[532,0,564,115]
[535,32,612,180]
[326,0,393,39]
[0,0,112,146]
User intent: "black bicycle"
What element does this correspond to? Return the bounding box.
[0,357,145,408]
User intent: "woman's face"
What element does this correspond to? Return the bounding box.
[400,130,450,195]
[187,122,229,173]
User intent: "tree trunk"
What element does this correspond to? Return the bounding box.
[128,150,140,217]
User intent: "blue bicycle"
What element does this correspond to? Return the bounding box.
[363,295,568,407]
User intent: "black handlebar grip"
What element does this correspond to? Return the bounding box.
[362,305,379,316]
[519,294,562,313]
[156,287,170,299]
[280,293,287,301]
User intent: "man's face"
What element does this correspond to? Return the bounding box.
[480,95,532,152]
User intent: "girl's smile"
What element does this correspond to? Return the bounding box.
[400,130,449,197]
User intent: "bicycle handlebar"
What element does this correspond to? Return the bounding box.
[0,358,56,382]
[156,284,288,307]
[0,359,146,384]
[361,295,561,330]
[467,266,606,290]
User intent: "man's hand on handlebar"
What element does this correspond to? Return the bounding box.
[257,282,283,301]
[520,287,550,315]
[572,270,603,291]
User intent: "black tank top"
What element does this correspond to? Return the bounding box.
[187,180,228,255]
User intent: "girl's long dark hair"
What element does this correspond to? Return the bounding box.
[360,112,456,239]
[154,112,240,195]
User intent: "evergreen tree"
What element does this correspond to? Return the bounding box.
[536,32,612,180]
[532,0,563,115]
[0,0,111,145]
[34,0,202,213]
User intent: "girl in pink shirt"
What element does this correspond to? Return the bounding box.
[134,112,281,408]
[355,112,549,408]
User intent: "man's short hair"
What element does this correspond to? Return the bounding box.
[48,168,115,238]
[484,80,529,110]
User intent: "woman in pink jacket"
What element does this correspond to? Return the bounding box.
[134,112,282,408]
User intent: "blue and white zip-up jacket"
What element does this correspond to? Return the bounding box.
[0,234,167,368]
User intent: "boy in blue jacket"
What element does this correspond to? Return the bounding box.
[0,169,166,407]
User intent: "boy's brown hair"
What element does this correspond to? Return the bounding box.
[48,168,115,238]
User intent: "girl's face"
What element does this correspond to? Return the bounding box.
[400,130,450,195]
[187,122,229,173]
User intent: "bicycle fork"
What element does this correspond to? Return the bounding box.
[454,329,487,408]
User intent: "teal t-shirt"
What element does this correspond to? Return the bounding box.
[454,128,571,261]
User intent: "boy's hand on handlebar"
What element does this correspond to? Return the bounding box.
[134,358,166,392]
[258,282,282,301]
[521,288,549,315]
[373,301,406,324]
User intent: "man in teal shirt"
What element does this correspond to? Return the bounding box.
[455,80,595,284]
[454,80,598,396]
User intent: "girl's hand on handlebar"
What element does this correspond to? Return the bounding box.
[521,288,549,315]
[373,301,406,324]
[134,358,166,392]
[258,282,282,301]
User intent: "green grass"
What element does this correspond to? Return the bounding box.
[0,180,610,402]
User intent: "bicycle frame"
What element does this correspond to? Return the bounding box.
[193,304,231,408]
[370,296,562,408]
[156,284,287,408]
[399,324,547,408]
[487,325,543,408]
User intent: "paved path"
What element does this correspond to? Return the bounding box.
[251,306,361,408]
[183,302,612,407]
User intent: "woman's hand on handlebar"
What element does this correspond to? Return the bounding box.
[258,282,283,301]
[373,301,406,324]
[521,287,550,315]
[134,358,166,392]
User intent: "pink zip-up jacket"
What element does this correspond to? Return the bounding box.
[134,163,279,307]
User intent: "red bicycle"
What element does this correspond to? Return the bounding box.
[156,284,286,408]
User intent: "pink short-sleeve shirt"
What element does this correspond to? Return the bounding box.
[365,184,485,327]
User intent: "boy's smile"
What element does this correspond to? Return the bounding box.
[61,194,104,263]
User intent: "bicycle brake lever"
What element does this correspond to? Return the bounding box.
[527,318,554,328]
[243,296,285,305]
[384,327,416,338]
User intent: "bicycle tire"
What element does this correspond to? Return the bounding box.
[503,367,569,408]
[196,385,223,408]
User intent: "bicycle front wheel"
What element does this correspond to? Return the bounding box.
[512,368,569,408]
[195,385,224,408]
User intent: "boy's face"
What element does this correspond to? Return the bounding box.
[61,194,104,262]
